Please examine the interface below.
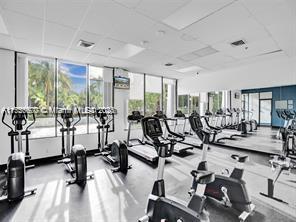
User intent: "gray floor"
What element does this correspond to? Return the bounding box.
[215,127,283,155]
[0,143,296,222]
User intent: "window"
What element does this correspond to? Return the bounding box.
[189,94,199,114]
[208,91,222,113]
[242,94,249,120]
[17,54,56,138]
[178,95,189,114]
[163,78,176,117]
[89,66,104,133]
[128,73,144,114]
[58,61,87,134]
[249,93,259,122]
[145,75,162,116]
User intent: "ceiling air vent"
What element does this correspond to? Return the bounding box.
[165,63,174,67]
[231,39,246,47]
[77,39,95,49]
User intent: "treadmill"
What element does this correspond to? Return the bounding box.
[126,111,158,162]
[173,110,202,148]
[153,111,193,154]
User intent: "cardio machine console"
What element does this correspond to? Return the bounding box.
[142,117,163,139]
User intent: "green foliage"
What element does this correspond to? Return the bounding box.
[90,80,103,107]
[145,92,161,116]
[128,99,144,114]
[28,60,55,109]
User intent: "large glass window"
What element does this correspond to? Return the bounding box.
[163,78,176,117]
[89,66,104,133]
[17,54,56,138]
[58,61,87,134]
[128,73,144,114]
[145,75,162,116]
[208,91,222,113]
[189,94,199,114]
[178,95,189,114]
[249,93,259,122]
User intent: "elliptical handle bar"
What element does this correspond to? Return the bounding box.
[72,107,81,128]
[2,109,14,132]
[25,111,36,131]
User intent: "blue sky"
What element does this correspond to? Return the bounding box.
[60,62,86,93]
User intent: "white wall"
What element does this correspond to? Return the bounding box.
[179,55,296,93]
[0,49,15,164]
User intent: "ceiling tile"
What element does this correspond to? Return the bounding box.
[114,0,142,8]
[43,43,67,59]
[242,0,291,27]
[214,37,280,59]
[149,31,206,57]
[92,37,126,56]
[46,0,91,28]
[266,24,296,57]
[81,1,121,36]
[1,0,45,19]
[163,0,234,30]
[183,1,257,44]
[65,48,90,63]
[85,53,107,66]
[2,10,43,41]
[191,52,235,69]
[44,22,76,48]
[0,33,14,50]
[14,37,42,55]
[136,0,190,21]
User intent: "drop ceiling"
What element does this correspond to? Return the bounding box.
[0,0,294,79]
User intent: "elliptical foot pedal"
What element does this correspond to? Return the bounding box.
[24,187,37,197]
[238,203,255,222]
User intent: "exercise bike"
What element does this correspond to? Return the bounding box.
[189,114,255,222]
[57,108,94,185]
[139,116,215,222]
[92,107,131,173]
[0,108,37,202]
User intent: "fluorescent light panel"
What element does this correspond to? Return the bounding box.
[193,46,218,57]
[177,66,203,73]
[112,43,145,59]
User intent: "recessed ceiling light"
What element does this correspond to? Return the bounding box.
[177,66,203,73]
[112,43,145,59]
[77,39,95,49]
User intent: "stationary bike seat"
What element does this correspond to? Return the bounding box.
[191,170,215,184]
[231,154,249,163]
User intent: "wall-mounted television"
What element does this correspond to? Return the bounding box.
[114,76,130,89]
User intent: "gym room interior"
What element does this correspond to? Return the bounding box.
[0,0,295,221]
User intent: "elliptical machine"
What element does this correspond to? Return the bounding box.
[92,107,130,173]
[189,114,255,222]
[1,108,37,202]
[57,108,94,185]
[139,116,215,222]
